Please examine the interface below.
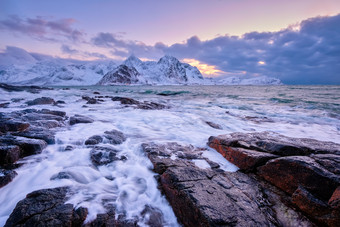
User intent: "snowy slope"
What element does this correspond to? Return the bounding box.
[0,47,282,85]
[212,75,282,85]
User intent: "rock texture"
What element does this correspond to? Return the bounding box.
[208,132,340,226]
[142,142,313,227]
[112,96,167,110]
[69,114,94,125]
[0,109,68,187]
[4,187,87,227]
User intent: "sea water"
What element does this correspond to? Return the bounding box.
[0,85,339,226]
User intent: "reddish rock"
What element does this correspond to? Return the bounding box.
[0,120,30,133]
[0,145,21,165]
[208,141,278,172]
[257,156,339,200]
[142,142,313,227]
[329,186,340,209]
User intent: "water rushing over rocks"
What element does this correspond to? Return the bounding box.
[0,84,339,226]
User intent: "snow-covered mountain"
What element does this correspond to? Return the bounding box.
[0,47,282,85]
[212,75,282,85]
[98,55,204,85]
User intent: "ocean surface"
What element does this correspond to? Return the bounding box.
[0,85,339,226]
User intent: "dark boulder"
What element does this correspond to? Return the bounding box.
[0,135,47,157]
[69,114,94,125]
[4,187,88,227]
[112,96,140,105]
[104,129,126,144]
[0,83,49,93]
[85,135,103,145]
[0,120,30,133]
[0,102,10,108]
[112,96,167,110]
[26,97,55,106]
[13,127,56,144]
[205,121,223,129]
[0,169,17,188]
[90,146,121,166]
[0,145,21,165]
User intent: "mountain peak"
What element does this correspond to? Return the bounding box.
[157,55,180,65]
[124,55,142,66]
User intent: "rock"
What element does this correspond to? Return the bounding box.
[205,121,222,129]
[258,156,340,200]
[0,83,49,93]
[142,142,313,227]
[85,135,103,145]
[112,96,167,110]
[56,100,66,104]
[104,129,126,144]
[13,127,55,144]
[208,132,340,156]
[85,207,137,227]
[0,102,10,108]
[39,109,66,117]
[209,145,278,172]
[93,91,100,95]
[90,146,121,166]
[64,145,74,151]
[86,98,98,104]
[112,96,140,105]
[26,97,55,106]
[329,186,340,209]
[0,135,47,157]
[244,116,275,123]
[4,187,88,227]
[311,154,340,174]
[0,120,30,133]
[69,114,94,125]
[0,145,21,165]
[0,169,17,188]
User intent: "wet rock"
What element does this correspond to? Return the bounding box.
[311,153,340,174]
[208,131,340,156]
[82,96,99,104]
[244,116,275,123]
[0,145,21,165]
[104,129,126,144]
[0,102,10,108]
[85,207,137,227]
[64,145,74,151]
[112,96,167,110]
[112,96,140,105]
[69,114,94,125]
[205,121,222,129]
[13,127,56,144]
[209,132,340,226]
[90,146,121,166]
[142,142,313,227]
[85,135,103,145]
[258,156,340,200]
[209,145,278,172]
[0,120,30,133]
[26,97,55,106]
[93,91,100,95]
[56,100,66,104]
[4,187,88,227]
[0,135,47,157]
[329,186,340,209]
[0,83,49,93]
[0,169,17,188]
[39,109,66,117]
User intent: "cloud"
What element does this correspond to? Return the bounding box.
[0,15,85,43]
[91,32,164,59]
[60,45,107,60]
[160,14,340,84]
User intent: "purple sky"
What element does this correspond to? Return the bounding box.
[0,0,340,84]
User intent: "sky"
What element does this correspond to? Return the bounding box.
[0,0,340,84]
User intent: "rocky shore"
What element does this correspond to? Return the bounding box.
[0,83,339,226]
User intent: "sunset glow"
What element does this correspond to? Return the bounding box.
[182,58,225,77]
